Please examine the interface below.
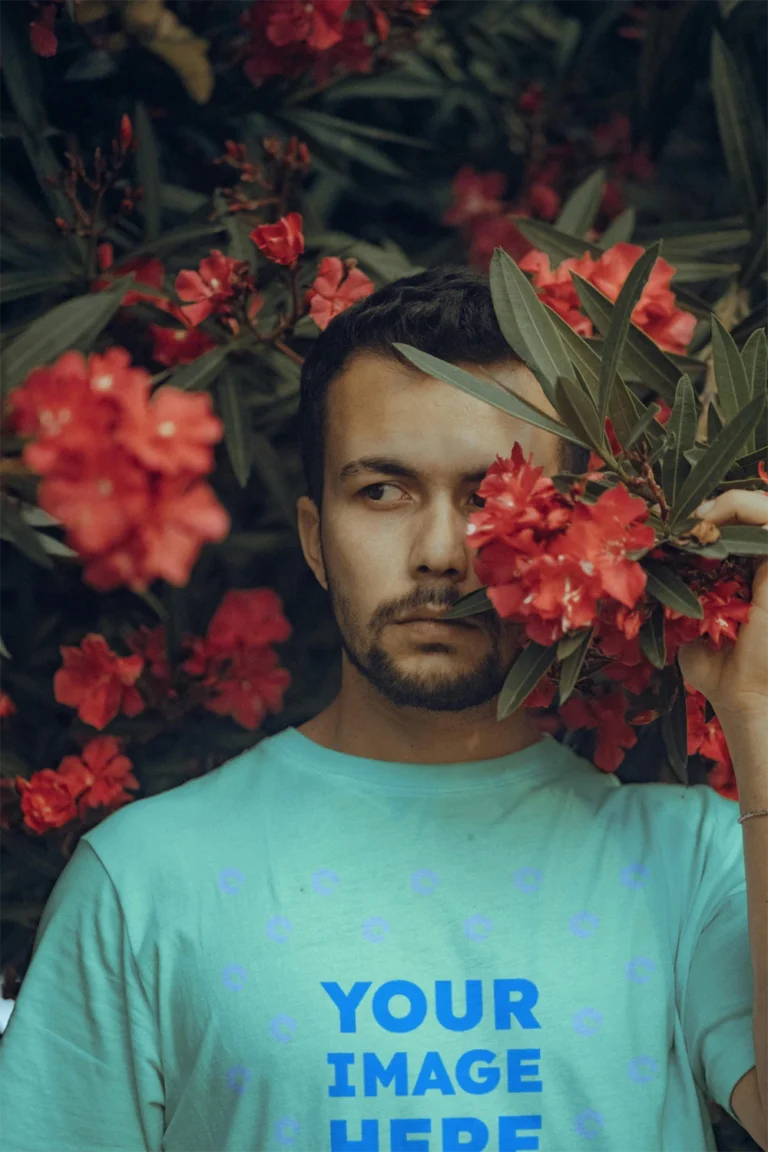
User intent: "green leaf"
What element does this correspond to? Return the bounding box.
[623,403,662,450]
[739,202,767,288]
[168,346,230,392]
[741,328,767,452]
[670,261,741,284]
[572,275,680,402]
[710,32,767,224]
[716,525,768,556]
[668,391,767,530]
[642,558,703,618]
[597,242,661,426]
[545,307,600,401]
[218,375,251,487]
[555,169,606,237]
[657,226,752,260]
[392,344,588,448]
[134,102,162,242]
[729,444,768,475]
[0,635,9,659]
[281,110,408,177]
[554,376,606,457]
[661,375,697,507]
[497,641,559,720]
[661,662,688,785]
[442,589,495,621]
[489,248,574,404]
[0,268,78,303]
[598,208,636,248]
[639,604,666,669]
[707,401,724,444]
[557,628,592,660]
[0,497,53,569]
[277,108,433,149]
[512,218,600,267]
[711,316,750,424]
[250,432,297,527]
[0,282,130,397]
[558,627,594,704]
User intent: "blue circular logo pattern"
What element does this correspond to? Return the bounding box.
[574,1109,604,1140]
[627,1055,658,1084]
[311,867,339,895]
[218,867,245,895]
[266,915,292,943]
[275,1118,301,1146]
[464,914,493,942]
[270,1014,297,1043]
[226,1064,252,1095]
[620,862,650,890]
[362,916,390,942]
[625,956,655,984]
[569,910,599,939]
[222,963,248,992]
[513,866,543,894]
[572,1007,603,1036]
[410,868,439,895]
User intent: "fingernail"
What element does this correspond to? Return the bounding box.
[695,499,715,516]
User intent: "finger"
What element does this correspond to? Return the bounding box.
[695,489,768,526]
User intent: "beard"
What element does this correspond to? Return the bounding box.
[325,566,516,713]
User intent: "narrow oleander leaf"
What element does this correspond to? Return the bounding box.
[512,218,600,266]
[393,344,588,447]
[599,207,636,248]
[545,307,600,401]
[134,102,162,242]
[639,604,667,669]
[555,169,606,237]
[669,391,767,530]
[707,402,723,444]
[557,628,592,661]
[716,525,768,556]
[442,589,495,621]
[218,375,251,487]
[729,444,768,475]
[169,346,230,392]
[741,328,767,453]
[661,662,689,785]
[598,242,661,426]
[497,641,559,720]
[739,202,767,288]
[558,627,594,704]
[572,274,680,402]
[711,316,750,424]
[711,32,767,225]
[623,403,662,450]
[555,376,606,457]
[642,558,704,618]
[489,248,574,403]
[661,375,697,507]
[0,497,53,569]
[0,281,130,397]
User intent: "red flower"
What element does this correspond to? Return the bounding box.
[443,167,507,226]
[313,19,373,82]
[0,693,17,720]
[266,0,351,50]
[664,577,750,663]
[518,82,544,113]
[39,448,151,555]
[589,243,696,355]
[206,589,292,654]
[15,770,76,834]
[250,213,305,267]
[559,687,637,772]
[527,182,560,221]
[92,255,177,314]
[175,250,249,327]
[116,387,224,476]
[306,257,375,330]
[467,215,532,270]
[126,625,172,689]
[57,736,139,819]
[119,114,133,152]
[150,325,217,367]
[54,634,145,730]
[759,460,768,486]
[203,646,291,729]
[518,249,595,336]
[587,417,623,471]
[30,4,57,56]
[602,657,655,697]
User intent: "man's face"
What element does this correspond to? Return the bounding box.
[297,352,563,712]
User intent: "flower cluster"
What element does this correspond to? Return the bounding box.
[241,0,436,88]
[444,113,655,272]
[14,736,138,835]
[304,256,375,330]
[6,348,229,591]
[470,443,752,783]
[519,243,696,355]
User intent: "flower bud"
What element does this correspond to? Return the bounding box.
[119,114,133,152]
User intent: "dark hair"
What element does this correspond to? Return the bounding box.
[298,264,587,508]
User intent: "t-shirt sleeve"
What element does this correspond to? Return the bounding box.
[677,786,756,1124]
[0,838,164,1151]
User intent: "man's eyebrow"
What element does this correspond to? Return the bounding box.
[339,457,490,483]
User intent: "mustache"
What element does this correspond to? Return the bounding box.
[376,595,502,639]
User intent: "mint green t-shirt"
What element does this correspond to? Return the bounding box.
[0,729,755,1152]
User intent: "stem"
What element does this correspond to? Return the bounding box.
[274,338,304,366]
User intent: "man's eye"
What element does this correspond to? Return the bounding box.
[361,483,401,502]
[470,492,486,509]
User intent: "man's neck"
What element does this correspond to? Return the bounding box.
[297,676,544,765]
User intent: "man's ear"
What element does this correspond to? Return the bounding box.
[297,495,328,590]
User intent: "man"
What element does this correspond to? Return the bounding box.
[0,267,762,1152]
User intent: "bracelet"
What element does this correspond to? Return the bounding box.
[738,809,768,825]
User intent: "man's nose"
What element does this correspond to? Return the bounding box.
[409,499,474,580]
